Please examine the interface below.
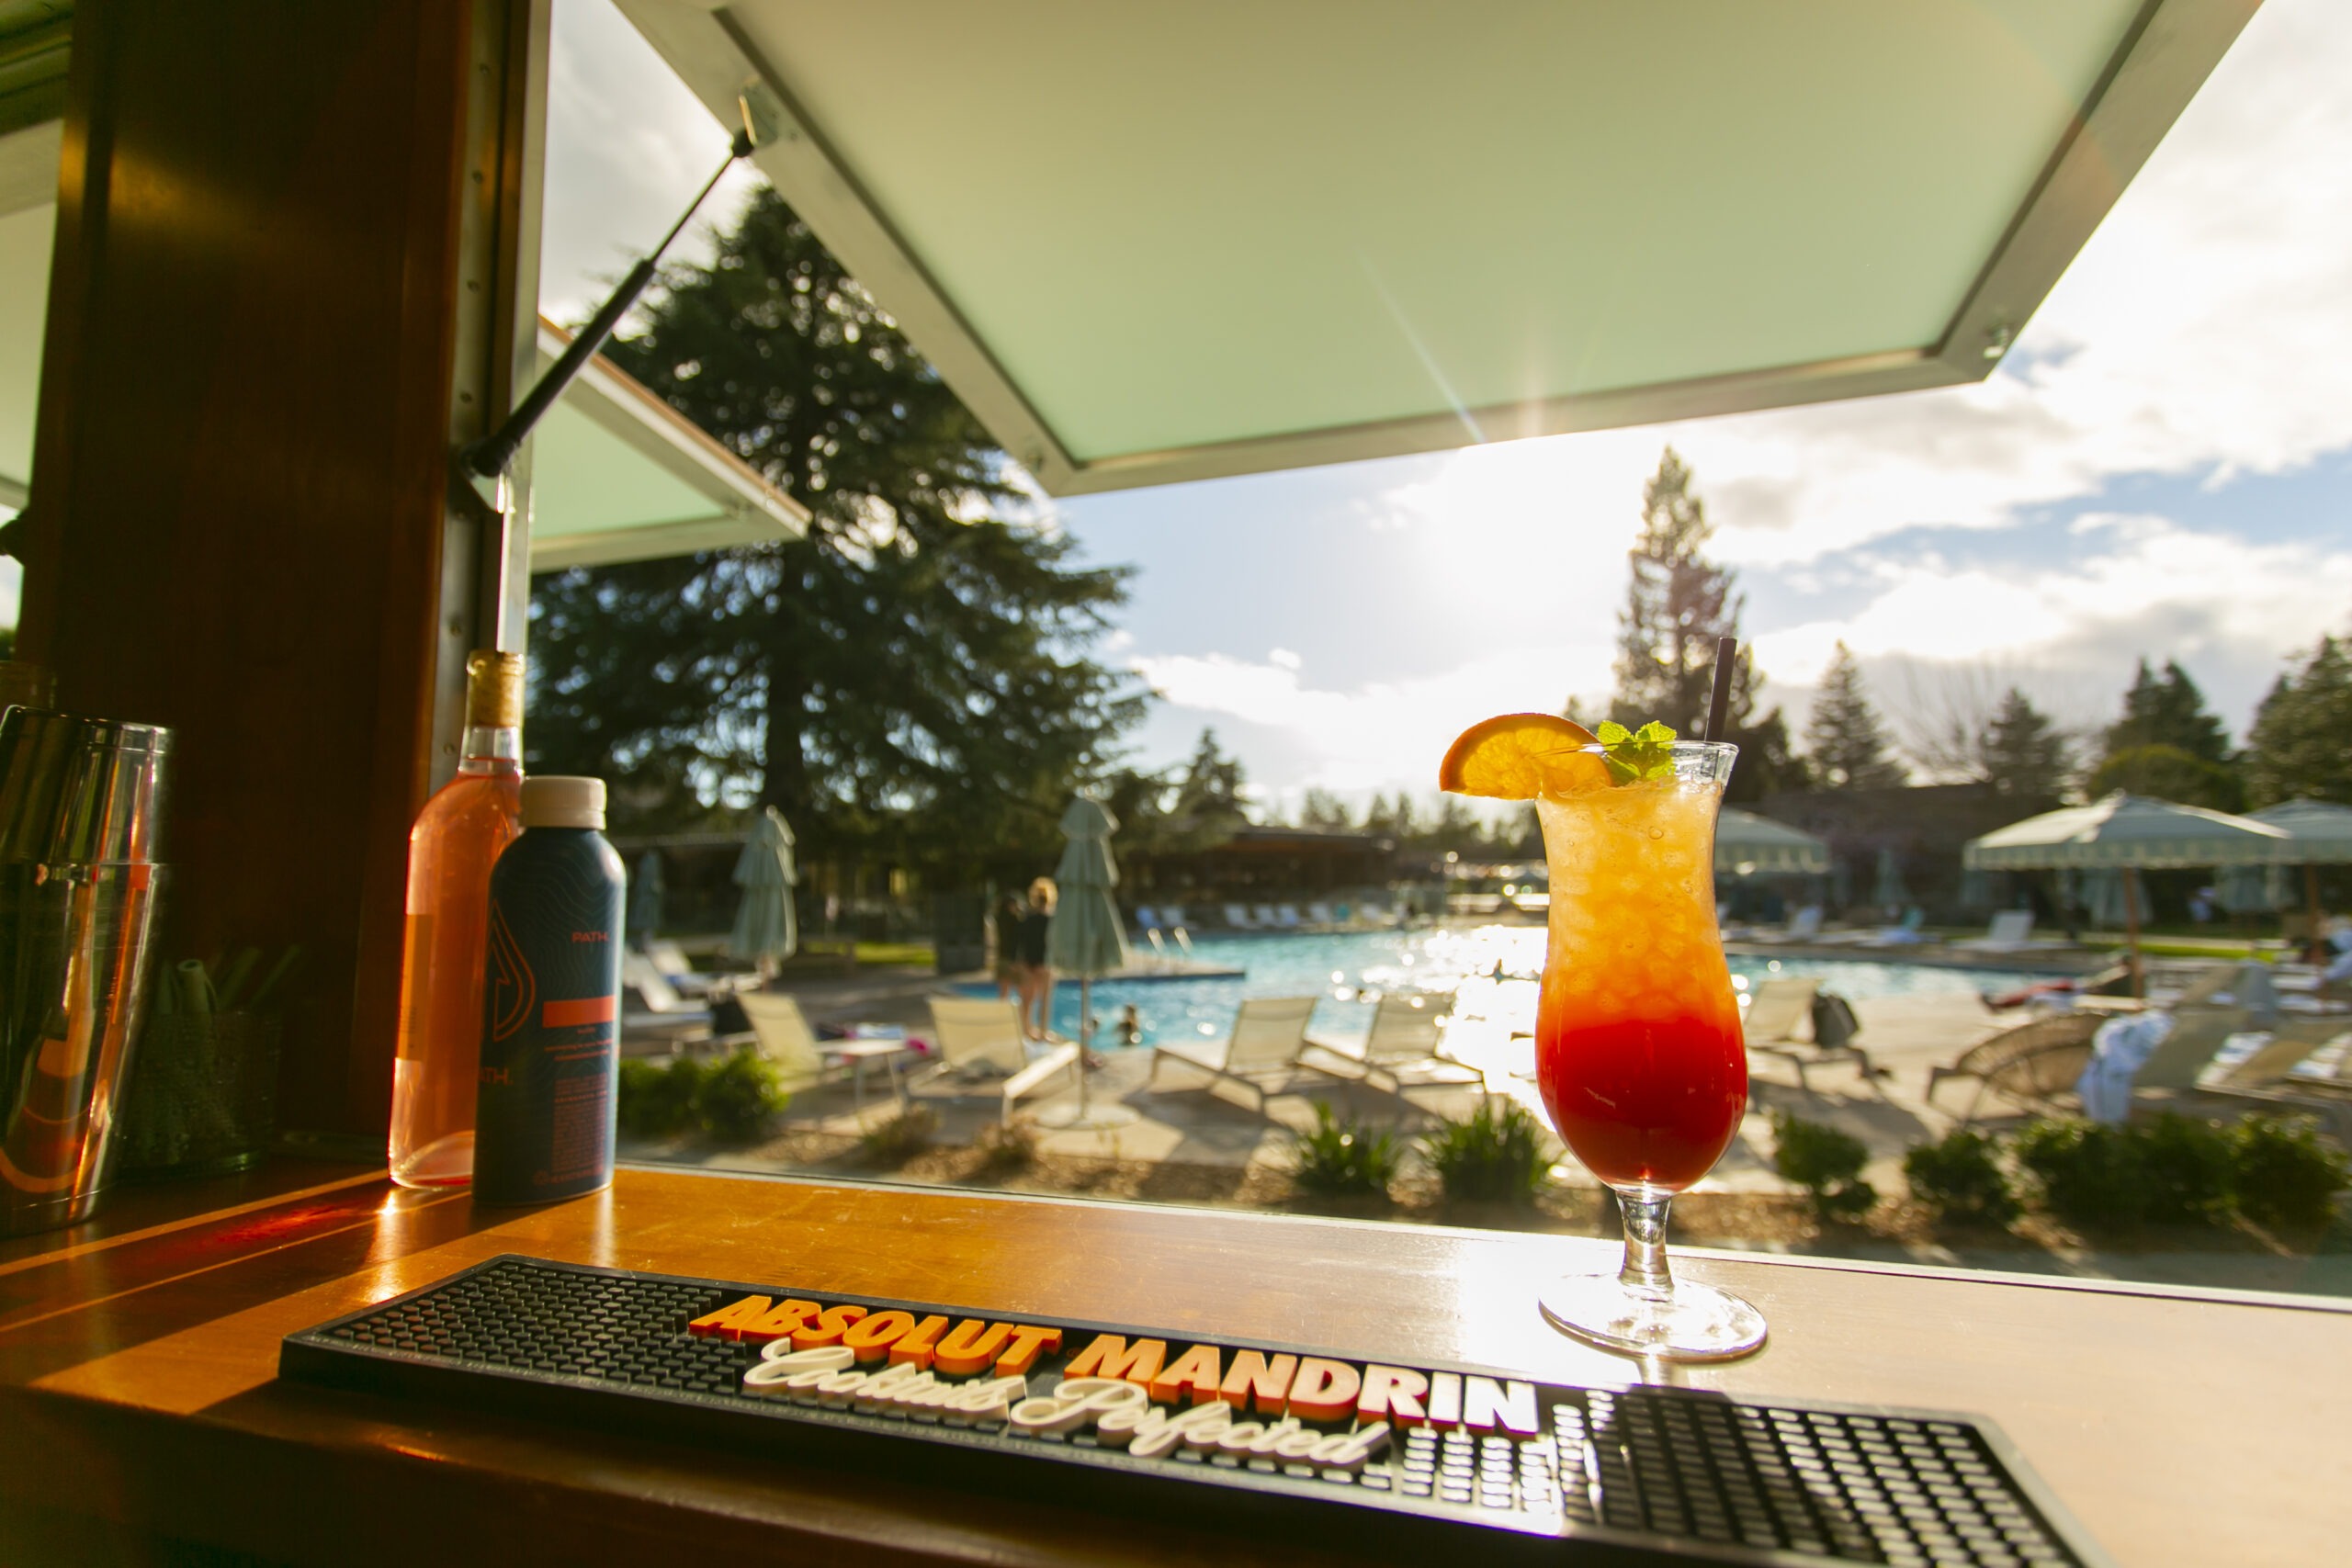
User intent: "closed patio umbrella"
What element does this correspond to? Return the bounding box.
[628,850,666,949]
[1964,793,2290,995]
[1871,847,1910,912]
[729,807,799,975]
[1041,795,1136,1131]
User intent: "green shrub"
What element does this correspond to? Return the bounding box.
[973,1119,1037,1175]
[1902,1128,2018,1226]
[2226,1115,2351,1230]
[694,1046,788,1142]
[2014,1119,2146,1228]
[617,1055,707,1139]
[1770,1110,1876,1220]
[1420,1098,1550,1205]
[861,1105,940,1167]
[1289,1103,1400,1198]
[2134,1112,2234,1226]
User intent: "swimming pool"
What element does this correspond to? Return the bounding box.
[976,928,2047,1050]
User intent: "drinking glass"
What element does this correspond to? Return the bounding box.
[1532,740,1765,1359]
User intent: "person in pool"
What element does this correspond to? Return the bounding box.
[1016,877,1057,1042]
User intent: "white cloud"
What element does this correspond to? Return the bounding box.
[1757,513,2352,745]
[1266,648,1302,671]
[1143,511,2352,797]
[541,0,763,323]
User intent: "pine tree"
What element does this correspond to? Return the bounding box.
[1979,687,2070,798]
[526,188,1142,882]
[2102,658,2232,764]
[2244,635,2352,807]
[1606,447,1797,799]
[1165,728,1251,849]
[1804,643,1905,789]
[1298,789,1356,830]
[2088,745,2244,812]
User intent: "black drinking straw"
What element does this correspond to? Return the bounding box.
[1703,637,1737,743]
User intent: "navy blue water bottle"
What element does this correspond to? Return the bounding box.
[474,775,624,1204]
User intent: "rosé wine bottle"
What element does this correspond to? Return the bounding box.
[388,650,523,1187]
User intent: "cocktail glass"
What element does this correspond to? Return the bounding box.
[1532,740,1765,1360]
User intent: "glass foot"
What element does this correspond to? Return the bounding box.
[1538,1273,1767,1362]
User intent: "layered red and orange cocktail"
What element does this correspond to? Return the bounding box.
[1442,716,1763,1359]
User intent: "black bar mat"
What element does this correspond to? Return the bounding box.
[280,1254,2109,1568]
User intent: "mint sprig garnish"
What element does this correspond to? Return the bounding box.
[1597,719,1678,784]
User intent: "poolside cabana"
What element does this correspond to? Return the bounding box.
[2248,800,2352,954]
[1715,808,1831,878]
[1964,793,2291,995]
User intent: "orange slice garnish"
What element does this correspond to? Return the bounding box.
[1438,714,1609,800]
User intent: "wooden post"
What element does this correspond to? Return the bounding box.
[15,1,544,1143]
[2121,870,2144,999]
[2306,863,2324,965]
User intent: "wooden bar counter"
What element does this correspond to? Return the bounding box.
[2,1163,2343,1564]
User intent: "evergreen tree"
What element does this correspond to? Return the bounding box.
[1165,728,1251,849]
[1803,643,1906,789]
[2088,744,2244,812]
[527,189,1143,881]
[1363,791,1417,840]
[1979,687,2071,798]
[2102,658,2232,764]
[2244,635,2352,807]
[1607,447,1797,799]
[1298,788,1356,830]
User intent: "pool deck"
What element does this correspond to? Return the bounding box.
[636,964,2026,1201]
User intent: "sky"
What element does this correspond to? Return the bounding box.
[537,0,2352,817]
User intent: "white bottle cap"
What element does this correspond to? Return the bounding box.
[520,775,606,829]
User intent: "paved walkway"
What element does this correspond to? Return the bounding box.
[633,966,2352,1294]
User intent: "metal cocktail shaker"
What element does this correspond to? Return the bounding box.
[0,704,173,1235]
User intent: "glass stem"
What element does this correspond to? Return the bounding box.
[1617,1190,1675,1302]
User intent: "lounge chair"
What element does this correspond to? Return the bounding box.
[1740,977,1872,1090]
[2205,1017,2345,1091]
[917,998,1081,1126]
[1222,904,1257,931]
[644,938,718,998]
[1148,996,1318,1113]
[2130,1007,2256,1094]
[732,990,846,1096]
[1273,904,1303,930]
[1953,911,2038,953]
[622,953,715,1048]
[1305,902,1339,928]
[1744,907,1824,945]
[1160,904,1187,931]
[2179,1021,2352,1145]
[1972,1036,2097,1123]
[1860,908,1927,946]
[1251,903,1281,930]
[1304,992,1485,1107]
[1134,906,1162,933]
[1927,1012,2102,1123]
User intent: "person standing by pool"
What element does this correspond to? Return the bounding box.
[1017,877,1057,1041]
[990,891,1026,1003]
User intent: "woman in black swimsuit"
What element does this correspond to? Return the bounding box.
[1017,877,1056,1042]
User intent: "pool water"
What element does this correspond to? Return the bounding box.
[975,928,2045,1051]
